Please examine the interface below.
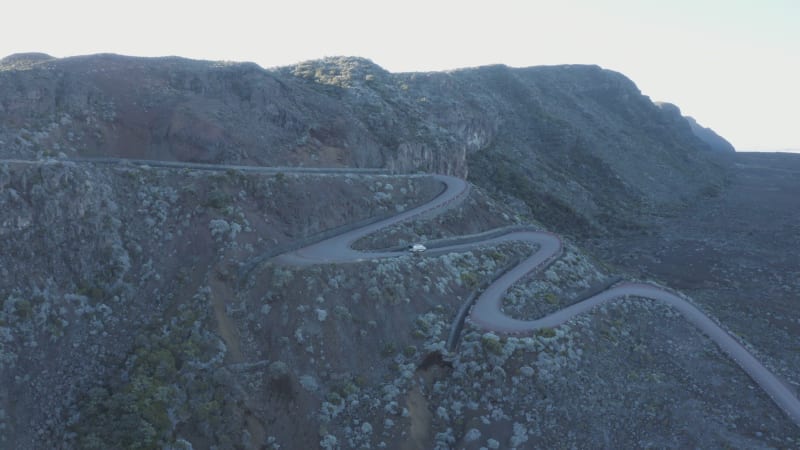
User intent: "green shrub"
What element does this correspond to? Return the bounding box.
[381,342,397,357]
[326,392,343,406]
[339,381,360,397]
[204,188,230,209]
[71,297,226,448]
[537,327,556,338]
[481,335,504,355]
[13,299,32,319]
[460,271,479,288]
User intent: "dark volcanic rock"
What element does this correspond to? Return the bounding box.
[685,115,736,152]
[0,54,728,236]
[2,54,798,450]
[656,101,735,153]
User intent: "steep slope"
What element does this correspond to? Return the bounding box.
[655,101,735,153]
[685,116,736,153]
[0,160,442,449]
[0,53,383,167]
[1,54,726,237]
[591,151,800,409]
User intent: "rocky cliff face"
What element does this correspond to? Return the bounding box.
[1,54,727,236]
[655,102,735,153]
[685,116,736,153]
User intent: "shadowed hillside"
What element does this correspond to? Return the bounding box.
[1,54,731,236]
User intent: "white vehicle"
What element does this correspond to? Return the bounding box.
[408,244,427,254]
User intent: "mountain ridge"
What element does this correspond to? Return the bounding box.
[2,53,799,449]
[0,53,731,236]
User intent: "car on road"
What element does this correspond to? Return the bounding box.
[408,243,427,254]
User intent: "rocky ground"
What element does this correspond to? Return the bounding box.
[0,161,440,449]
[341,182,800,449]
[590,152,800,397]
[1,158,799,449]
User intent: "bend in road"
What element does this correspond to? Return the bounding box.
[275,173,800,427]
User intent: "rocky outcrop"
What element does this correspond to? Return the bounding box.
[655,102,735,153]
[685,116,736,152]
[0,52,56,70]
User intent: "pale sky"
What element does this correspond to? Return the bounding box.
[2,0,798,151]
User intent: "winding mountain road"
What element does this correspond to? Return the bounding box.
[7,157,797,426]
[274,173,800,427]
